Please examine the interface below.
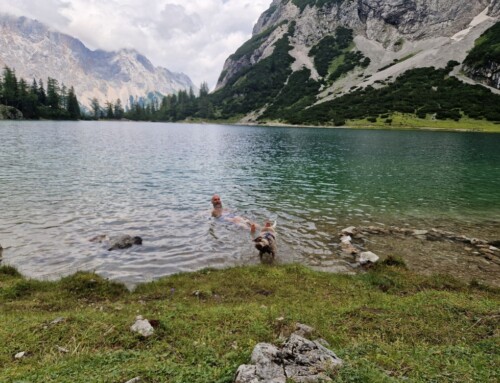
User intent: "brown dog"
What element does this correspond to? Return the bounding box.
[253,221,277,263]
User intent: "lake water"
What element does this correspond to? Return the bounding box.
[1,121,499,286]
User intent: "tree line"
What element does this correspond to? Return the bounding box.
[0,66,81,120]
[90,82,214,122]
[1,65,215,122]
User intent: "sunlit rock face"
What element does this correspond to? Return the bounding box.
[0,14,195,109]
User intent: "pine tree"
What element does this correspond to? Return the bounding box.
[114,99,124,119]
[38,79,47,105]
[46,77,60,109]
[90,98,101,120]
[105,101,114,119]
[2,66,19,107]
[67,87,81,120]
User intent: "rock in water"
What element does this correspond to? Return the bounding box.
[108,235,143,251]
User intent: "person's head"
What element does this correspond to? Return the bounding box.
[211,194,222,208]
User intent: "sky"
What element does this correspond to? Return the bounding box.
[0,0,273,89]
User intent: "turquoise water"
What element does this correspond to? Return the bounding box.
[1,121,499,285]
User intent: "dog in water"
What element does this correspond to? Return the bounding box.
[253,221,277,263]
[90,235,143,251]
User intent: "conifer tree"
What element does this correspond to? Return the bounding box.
[67,86,81,120]
[46,77,60,109]
[38,79,47,105]
[2,66,19,107]
[114,99,124,119]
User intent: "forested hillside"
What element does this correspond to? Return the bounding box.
[0,66,80,120]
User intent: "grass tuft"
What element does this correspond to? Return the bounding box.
[60,272,128,301]
[0,265,22,277]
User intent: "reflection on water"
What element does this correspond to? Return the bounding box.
[0,121,499,286]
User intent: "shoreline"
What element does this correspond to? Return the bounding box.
[4,116,500,133]
[234,119,500,133]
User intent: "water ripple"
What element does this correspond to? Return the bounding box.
[1,121,499,286]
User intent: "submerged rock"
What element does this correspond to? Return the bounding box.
[108,235,142,251]
[90,234,143,251]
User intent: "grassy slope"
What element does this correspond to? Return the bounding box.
[346,113,500,133]
[1,264,498,383]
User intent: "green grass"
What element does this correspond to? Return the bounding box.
[347,112,500,132]
[1,263,498,382]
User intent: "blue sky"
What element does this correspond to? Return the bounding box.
[0,0,272,88]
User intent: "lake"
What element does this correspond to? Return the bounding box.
[1,121,499,287]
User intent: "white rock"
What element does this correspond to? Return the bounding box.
[341,226,357,235]
[359,251,380,264]
[340,235,352,244]
[14,351,26,359]
[124,378,141,383]
[50,317,65,325]
[130,317,154,337]
[412,230,428,236]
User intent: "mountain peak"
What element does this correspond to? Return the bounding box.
[0,13,196,109]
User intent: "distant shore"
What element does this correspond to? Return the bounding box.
[234,114,500,133]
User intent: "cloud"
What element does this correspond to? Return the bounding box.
[0,0,272,89]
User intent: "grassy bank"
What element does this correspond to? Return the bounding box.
[254,114,500,132]
[346,113,500,133]
[1,263,498,382]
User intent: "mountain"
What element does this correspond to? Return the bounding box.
[0,14,195,109]
[212,0,500,125]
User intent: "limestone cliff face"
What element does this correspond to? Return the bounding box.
[0,14,195,109]
[464,62,500,89]
[217,0,499,94]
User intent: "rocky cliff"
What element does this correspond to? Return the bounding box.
[216,0,500,121]
[0,14,195,109]
[462,20,500,89]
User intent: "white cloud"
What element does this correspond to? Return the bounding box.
[0,0,272,89]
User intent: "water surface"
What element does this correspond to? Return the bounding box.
[1,121,499,286]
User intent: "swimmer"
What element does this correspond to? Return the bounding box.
[211,194,257,233]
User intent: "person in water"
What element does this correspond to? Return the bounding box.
[211,194,257,233]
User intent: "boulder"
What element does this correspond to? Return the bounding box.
[0,105,23,120]
[108,235,143,251]
[234,326,342,383]
[90,234,143,251]
[358,251,380,265]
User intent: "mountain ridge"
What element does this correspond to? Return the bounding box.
[214,0,500,125]
[0,14,196,109]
